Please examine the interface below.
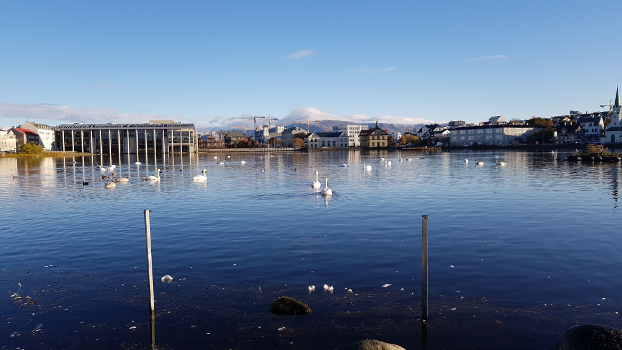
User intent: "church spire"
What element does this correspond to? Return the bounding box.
[616,87,621,108]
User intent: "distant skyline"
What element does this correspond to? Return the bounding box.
[1,1,621,129]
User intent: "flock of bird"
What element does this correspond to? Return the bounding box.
[465,155,507,167]
[83,154,509,190]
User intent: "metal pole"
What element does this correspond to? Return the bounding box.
[144,210,155,314]
[422,215,428,324]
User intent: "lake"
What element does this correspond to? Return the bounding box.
[1,149,621,349]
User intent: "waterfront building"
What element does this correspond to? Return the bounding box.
[449,124,541,146]
[19,122,56,150]
[332,124,369,147]
[606,88,622,143]
[360,122,389,148]
[54,120,198,154]
[11,128,40,150]
[198,132,225,149]
[281,127,308,147]
[555,120,583,143]
[578,114,605,141]
[304,131,349,148]
[0,128,17,152]
[415,124,444,139]
[216,130,247,145]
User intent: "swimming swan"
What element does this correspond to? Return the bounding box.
[143,168,161,181]
[312,171,321,189]
[192,169,207,181]
[321,178,332,197]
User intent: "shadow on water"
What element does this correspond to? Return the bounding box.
[2,269,620,350]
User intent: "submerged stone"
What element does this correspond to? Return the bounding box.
[557,324,622,350]
[269,296,311,315]
[334,339,406,350]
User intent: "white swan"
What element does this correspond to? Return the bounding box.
[321,178,332,197]
[312,171,321,189]
[465,158,468,163]
[339,163,347,167]
[192,169,207,181]
[495,155,506,166]
[364,162,372,170]
[240,161,246,164]
[475,160,484,166]
[114,177,130,183]
[143,168,161,181]
[135,161,141,165]
[109,165,116,170]
[104,181,116,189]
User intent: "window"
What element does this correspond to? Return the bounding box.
[468,130,474,134]
[477,129,483,133]
[372,142,375,146]
[460,130,465,134]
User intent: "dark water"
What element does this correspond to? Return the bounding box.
[1,149,621,349]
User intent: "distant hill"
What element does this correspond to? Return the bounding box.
[307,120,426,135]
[200,119,433,135]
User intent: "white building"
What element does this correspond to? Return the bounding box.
[606,88,622,143]
[19,122,56,150]
[333,124,369,147]
[450,125,541,146]
[578,114,604,141]
[305,131,349,149]
[0,128,17,152]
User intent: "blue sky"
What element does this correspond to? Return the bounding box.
[1,1,621,130]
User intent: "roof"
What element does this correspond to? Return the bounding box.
[360,126,388,136]
[14,128,39,136]
[56,122,195,130]
[556,123,582,133]
[449,124,542,131]
[616,87,620,108]
[577,116,603,125]
[314,132,345,138]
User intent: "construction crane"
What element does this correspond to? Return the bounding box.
[267,115,279,129]
[286,115,320,132]
[600,100,614,112]
[231,124,251,136]
[229,116,267,134]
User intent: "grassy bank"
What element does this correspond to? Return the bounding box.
[0,151,93,158]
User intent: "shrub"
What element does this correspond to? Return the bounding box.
[19,142,44,155]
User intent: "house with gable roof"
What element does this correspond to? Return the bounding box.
[359,122,390,148]
[11,128,40,150]
[304,131,349,149]
[0,128,17,152]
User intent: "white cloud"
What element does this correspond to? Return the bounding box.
[0,101,183,125]
[287,49,315,60]
[349,67,397,73]
[280,106,435,126]
[464,55,507,62]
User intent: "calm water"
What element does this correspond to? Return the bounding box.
[1,149,622,349]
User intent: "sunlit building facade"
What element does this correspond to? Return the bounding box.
[54,120,198,154]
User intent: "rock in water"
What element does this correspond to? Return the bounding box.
[557,324,622,350]
[269,297,311,315]
[334,339,406,350]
